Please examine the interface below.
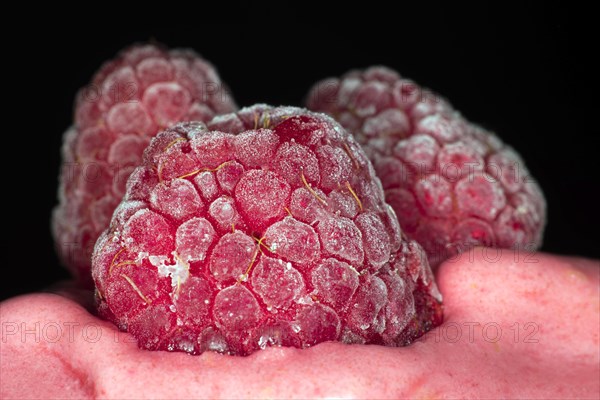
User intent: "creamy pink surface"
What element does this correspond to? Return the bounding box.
[1,249,598,399]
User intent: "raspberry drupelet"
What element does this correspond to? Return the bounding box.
[53,44,237,286]
[92,105,443,356]
[307,67,546,267]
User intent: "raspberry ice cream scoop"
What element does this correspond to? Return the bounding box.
[2,251,597,399]
[52,44,237,287]
[307,67,546,267]
[91,105,442,355]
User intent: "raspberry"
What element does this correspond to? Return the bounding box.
[307,67,546,267]
[92,106,443,356]
[52,44,237,286]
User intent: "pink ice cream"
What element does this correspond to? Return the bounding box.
[2,250,598,399]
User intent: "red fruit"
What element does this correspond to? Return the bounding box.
[53,44,237,287]
[307,67,546,267]
[92,106,443,356]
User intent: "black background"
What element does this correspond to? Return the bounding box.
[2,6,597,301]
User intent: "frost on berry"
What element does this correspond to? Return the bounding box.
[110,200,146,228]
[175,217,216,262]
[328,189,360,219]
[53,43,237,287]
[355,212,390,269]
[253,321,301,349]
[175,276,213,325]
[394,134,439,172]
[455,173,506,221]
[311,258,359,311]
[125,167,158,201]
[193,171,219,202]
[308,67,546,266]
[209,231,255,285]
[379,271,414,342]
[232,129,279,168]
[414,174,453,217]
[347,275,388,334]
[294,304,340,347]
[104,263,163,322]
[191,132,235,169]
[362,108,410,139]
[208,196,244,233]
[317,216,364,265]
[316,145,353,191]
[216,161,244,194]
[92,107,442,356]
[263,217,320,266]
[150,179,203,221]
[142,82,192,127]
[290,187,328,224]
[251,256,305,310]
[106,103,154,136]
[436,141,484,181]
[214,285,262,331]
[129,305,176,351]
[123,209,173,255]
[273,142,320,187]
[76,127,113,161]
[235,169,291,231]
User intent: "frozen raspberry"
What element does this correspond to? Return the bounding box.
[92,106,442,356]
[52,44,237,286]
[307,67,546,267]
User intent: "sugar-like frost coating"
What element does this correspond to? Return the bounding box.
[53,44,237,287]
[92,105,443,356]
[307,67,546,267]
